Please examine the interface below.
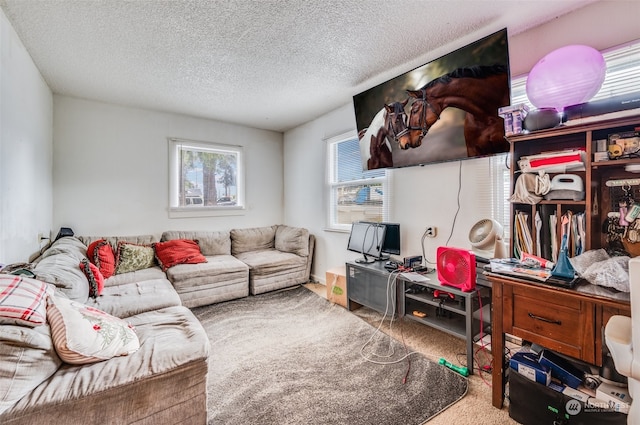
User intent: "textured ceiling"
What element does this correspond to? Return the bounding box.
[1,0,596,132]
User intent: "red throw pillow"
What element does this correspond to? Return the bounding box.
[153,239,207,271]
[79,258,105,298]
[87,239,116,279]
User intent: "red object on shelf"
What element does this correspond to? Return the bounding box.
[436,247,477,292]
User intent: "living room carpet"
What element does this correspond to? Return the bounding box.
[191,286,468,425]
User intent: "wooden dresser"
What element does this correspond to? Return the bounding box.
[489,273,630,408]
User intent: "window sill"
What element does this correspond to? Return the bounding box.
[169,206,246,219]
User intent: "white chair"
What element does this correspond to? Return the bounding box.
[604,256,640,424]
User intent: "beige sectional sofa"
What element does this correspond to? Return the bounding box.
[0,224,314,424]
[160,225,315,306]
[0,236,210,425]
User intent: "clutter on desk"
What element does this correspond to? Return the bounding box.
[569,249,630,292]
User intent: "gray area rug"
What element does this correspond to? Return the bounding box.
[192,286,468,425]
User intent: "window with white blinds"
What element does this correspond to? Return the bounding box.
[326,131,389,231]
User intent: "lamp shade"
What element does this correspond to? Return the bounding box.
[526,45,606,111]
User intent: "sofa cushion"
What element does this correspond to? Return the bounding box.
[0,323,61,415]
[87,277,182,318]
[32,237,90,303]
[165,254,248,283]
[161,230,231,256]
[275,225,309,257]
[78,259,104,298]
[47,295,140,364]
[153,239,207,271]
[0,274,52,327]
[231,225,277,255]
[114,242,155,275]
[86,240,115,279]
[234,249,308,276]
[102,266,166,287]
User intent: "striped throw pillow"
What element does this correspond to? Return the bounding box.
[0,274,51,327]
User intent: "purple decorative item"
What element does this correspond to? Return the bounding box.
[526,45,606,111]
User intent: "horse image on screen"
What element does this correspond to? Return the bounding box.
[353,29,510,170]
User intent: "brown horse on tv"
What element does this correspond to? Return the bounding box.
[404,65,510,157]
[358,99,411,170]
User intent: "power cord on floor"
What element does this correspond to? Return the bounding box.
[360,269,419,384]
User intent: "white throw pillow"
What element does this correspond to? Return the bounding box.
[47,295,140,364]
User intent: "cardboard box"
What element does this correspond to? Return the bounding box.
[326,266,347,308]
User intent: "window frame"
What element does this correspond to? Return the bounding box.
[168,137,245,218]
[325,131,390,232]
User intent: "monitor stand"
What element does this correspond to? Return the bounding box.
[355,254,375,264]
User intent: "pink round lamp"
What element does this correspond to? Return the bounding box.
[526,45,606,112]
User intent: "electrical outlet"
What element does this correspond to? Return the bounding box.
[37,232,44,243]
[425,226,437,238]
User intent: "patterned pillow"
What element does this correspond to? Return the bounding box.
[153,239,207,271]
[114,242,155,275]
[86,239,116,278]
[78,259,104,298]
[47,295,140,364]
[0,274,52,327]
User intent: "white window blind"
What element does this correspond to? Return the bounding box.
[326,132,389,231]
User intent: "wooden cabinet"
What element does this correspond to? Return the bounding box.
[509,114,640,259]
[490,114,639,409]
[490,274,630,408]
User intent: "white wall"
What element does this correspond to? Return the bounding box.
[53,96,284,238]
[0,9,52,265]
[284,1,640,282]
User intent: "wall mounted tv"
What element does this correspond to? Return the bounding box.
[353,28,511,171]
[347,221,386,263]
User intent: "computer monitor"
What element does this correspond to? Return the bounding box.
[347,222,386,263]
[360,221,401,259]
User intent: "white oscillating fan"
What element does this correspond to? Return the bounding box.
[468,219,507,259]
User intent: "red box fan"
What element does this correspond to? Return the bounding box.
[436,247,477,292]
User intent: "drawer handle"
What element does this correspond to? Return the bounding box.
[528,312,561,325]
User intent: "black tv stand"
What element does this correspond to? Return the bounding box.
[345,261,401,314]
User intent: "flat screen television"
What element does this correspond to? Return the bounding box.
[361,221,400,259]
[353,28,511,171]
[347,221,386,263]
